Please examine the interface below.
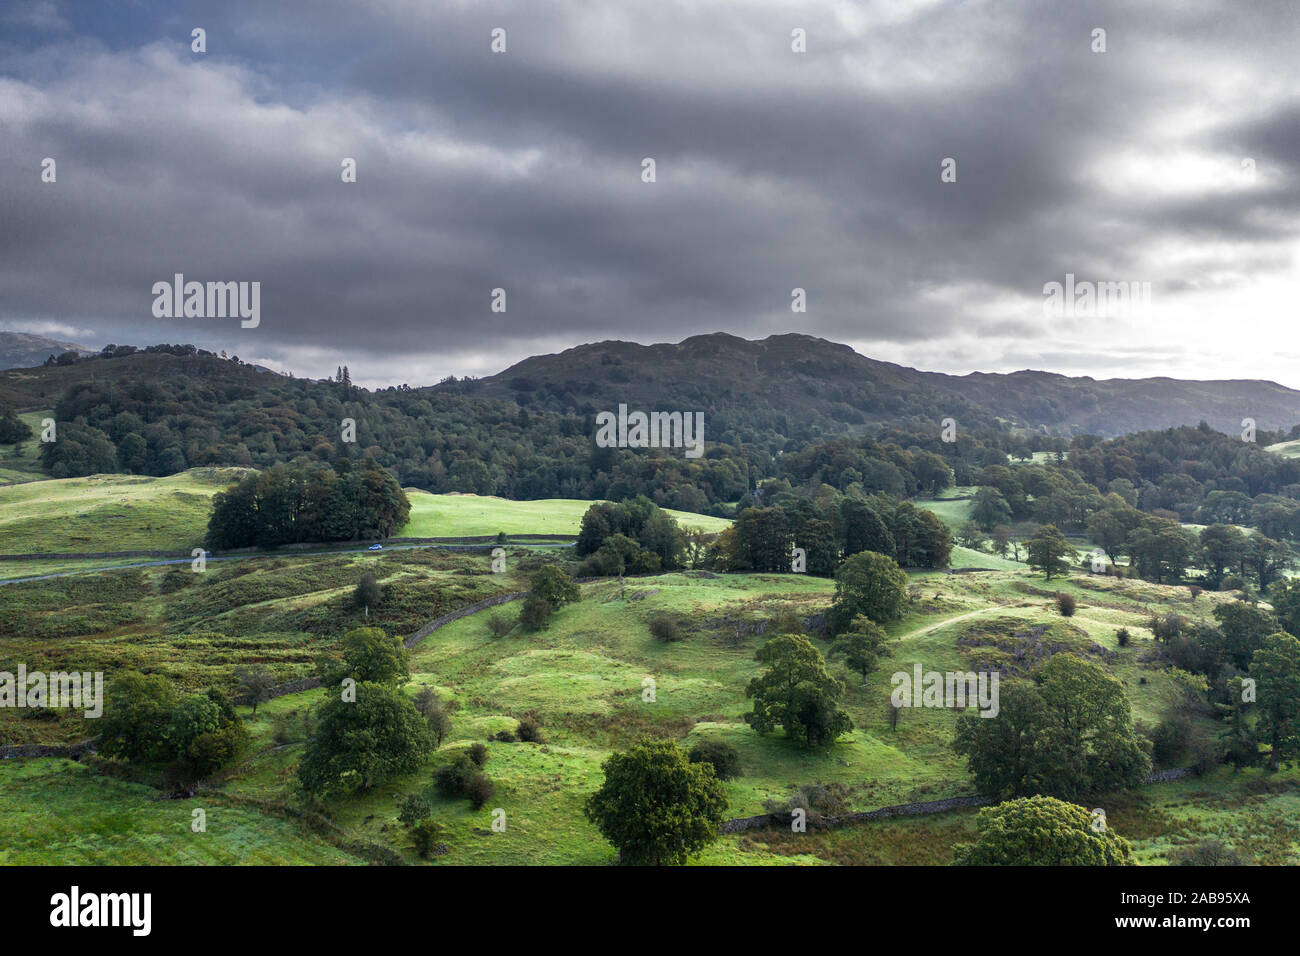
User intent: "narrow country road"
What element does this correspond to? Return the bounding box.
[0,540,574,586]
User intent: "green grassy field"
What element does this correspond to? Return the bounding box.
[0,468,244,555]
[949,545,1023,570]
[0,472,730,556]
[1266,439,1300,458]
[7,558,1288,865]
[399,489,732,538]
[3,485,1295,866]
[915,495,973,531]
[0,758,365,865]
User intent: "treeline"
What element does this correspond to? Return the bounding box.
[719,493,951,573]
[1086,504,1290,591]
[574,490,951,578]
[775,426,1060,496]
[205,459,410,549]
[1140,588,1300,774]
[1020,425,1300,538]
[23,346,1051,512]
[40,357,750,512]
[575,498,695,575]
[784,422,1300,543]
[28,349,1300,535]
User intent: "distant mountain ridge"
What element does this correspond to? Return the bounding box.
[2,330,1296,440]
[457,332,1300,438]
[0,331,93,370]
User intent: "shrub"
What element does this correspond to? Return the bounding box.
[467,772,495,810]
[1151,714,1192,766]
[1188,585,1203,601]
[688,740,742,780]
[954,796,1133,865]
[1149,612,1187,643]
[1116,627,1131,647]
[1189,736,1223,776]
[1055,592,1076,617]
[411,818,445,859]
[492,729,518,743]
[434,755,476,799]
[765,782,848,822]
[519,595,554,631]
[354,572,382,610]
[467,742,489,767]
[516,718,544,743]
[486,613,514,638]
[1220,574,1245,592]
[648,614,683,643]
[398,792,432,826]
[271,714,292,745]
[1170,840,1245,866]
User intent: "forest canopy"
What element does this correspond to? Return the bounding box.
[205,459,410,549]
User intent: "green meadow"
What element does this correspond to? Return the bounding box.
[4,533,1292,866]
[1266,439,1300,459]
[0,472,729,556]
[0,758,364,865]
[0,468,244,555]
[398,489,732,538]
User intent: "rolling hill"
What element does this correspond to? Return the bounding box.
[0,330,93,371]
[3,334,1299,494]
[458,332,1300,437]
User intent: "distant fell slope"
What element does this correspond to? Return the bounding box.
[936,368,1300,438]
[453,332,993,436]
[458,332,1300,437]
[0,347,276,409]
[0,331,92,371]
[3,330,1297,440]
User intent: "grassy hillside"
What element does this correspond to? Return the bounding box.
[915,494,973,531]
[463,332,1300,436]
[7,536,1293,865]
[0,472,731,556]
[241,566,1300,865]
[399,490,731,538]
[0,548,523,748]
[0,759,364,865]
[0,468,244,554]
[1267,438,1300,459]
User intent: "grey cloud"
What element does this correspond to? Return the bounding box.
[0,0,1297,386]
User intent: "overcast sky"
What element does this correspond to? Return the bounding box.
[2,0,1298,388]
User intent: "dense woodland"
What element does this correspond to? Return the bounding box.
[205,459,410,549]
[573,491,952,578]
[6,346,1300,589]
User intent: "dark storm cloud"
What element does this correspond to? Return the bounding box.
[0,0,1297,386]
